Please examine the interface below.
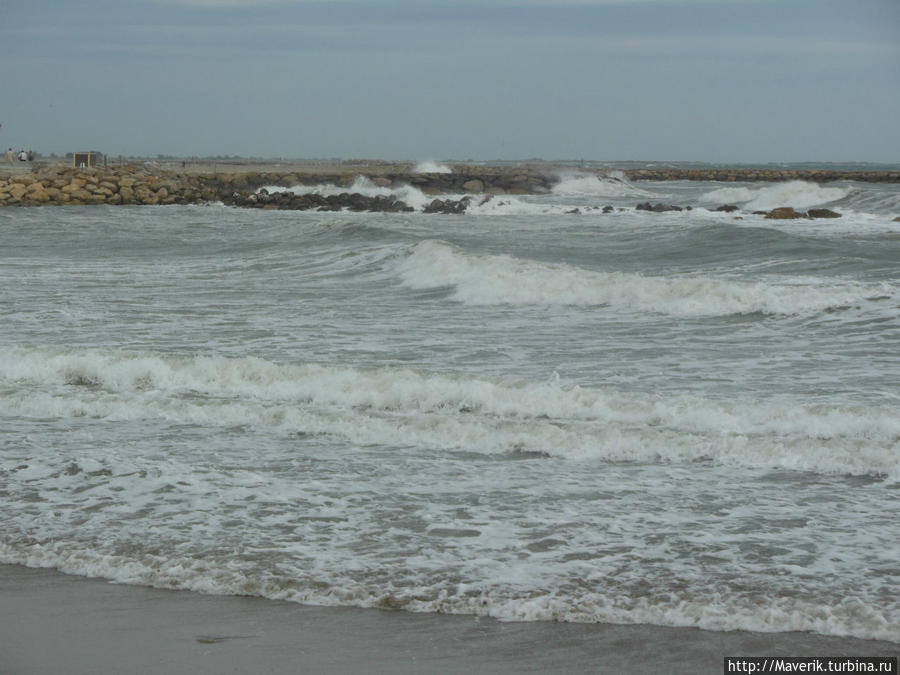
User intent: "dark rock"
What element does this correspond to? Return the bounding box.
[807,208,841,219]
[715,205,739,212]
[223,189,413,213]
[602,205,614,213]
[423,196,471,214]
[636,202,683,212]
[765,207,804,219]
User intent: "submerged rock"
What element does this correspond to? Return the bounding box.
[765,207,804,219]
[636,202,683,213]
[226,190,414,213]
[423,196,472,214]
[807,208,842,219]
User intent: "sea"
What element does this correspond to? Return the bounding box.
[2,168,899,648]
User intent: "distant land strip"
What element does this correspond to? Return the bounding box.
[2,163,900,209]
[623,167,900,182]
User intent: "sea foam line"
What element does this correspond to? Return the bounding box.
[1,541,896,643]
[2,348,898,478]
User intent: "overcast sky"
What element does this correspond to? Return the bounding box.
[2,0,898,162]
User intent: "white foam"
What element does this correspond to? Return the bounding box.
[395,240,893,317]
[700,181,850,212]
[552,172,655,198]
[2,541,896,642]
[464,195,606,217]
[259,176,433,211]
[412,160,452,174]
[2,347,898,478]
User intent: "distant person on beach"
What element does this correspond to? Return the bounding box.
[27,149,34,161]
[18,150,27,161]
[5,148,12,164]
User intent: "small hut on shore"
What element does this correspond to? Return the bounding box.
[71,151,105,169]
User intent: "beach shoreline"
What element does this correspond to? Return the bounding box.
[2,564,896,675]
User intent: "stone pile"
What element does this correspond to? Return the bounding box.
[0,166,217,206]
[0,166,562,208]
[231,189,413,212]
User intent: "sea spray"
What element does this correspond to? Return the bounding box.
[412,160,452,174]
[259,176,434,211]
[552,172,656,198]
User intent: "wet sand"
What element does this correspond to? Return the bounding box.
[2,564,896,675]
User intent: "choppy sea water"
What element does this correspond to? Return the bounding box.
[2,174,899,642]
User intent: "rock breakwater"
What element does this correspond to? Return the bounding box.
[623,167,900,183]
[0,165,557,208]
[2,165,898,217]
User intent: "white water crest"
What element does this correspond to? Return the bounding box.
[395,240,893,317]
[412,160,452,174]
[552,171,655,198]
[700,181,850,212]
[259,176,434,211]
[3,347,898,478]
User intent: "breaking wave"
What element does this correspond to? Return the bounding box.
[412,160,452,174]
[700,181,850,212]
[394,240,892,316]
[2,347,898,479]
[552,172,655,198]
[259,176,434,211]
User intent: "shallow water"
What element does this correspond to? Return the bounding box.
[2,174,899,641]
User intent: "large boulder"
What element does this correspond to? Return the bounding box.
[636,201,683,212]
[462,179,484,193]
[807,208,841,219]
[424,197,472,214]
[765,207,803,219]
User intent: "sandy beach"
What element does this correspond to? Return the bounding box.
[2,564,896,674]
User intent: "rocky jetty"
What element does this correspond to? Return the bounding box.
[0,166,217,207]
[0,165,890,220]
[0,165,556,208]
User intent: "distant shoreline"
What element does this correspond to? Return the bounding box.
[3,156,900,184]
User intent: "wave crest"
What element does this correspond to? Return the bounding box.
[552,172,655,198]
[395,241,889,317]
[3,347,898,479]
[700,181,850,212]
